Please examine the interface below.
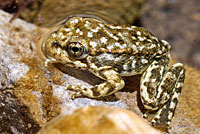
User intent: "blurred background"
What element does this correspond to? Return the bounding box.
[0,0,200,69]
[141,0,200,70]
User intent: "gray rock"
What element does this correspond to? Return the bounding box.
[0,89,40,134]
[0,10,131,127]
[1,9,199,134]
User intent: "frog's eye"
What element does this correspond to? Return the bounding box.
[66,42,87,59]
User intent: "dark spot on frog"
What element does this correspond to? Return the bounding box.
[95,62,102,68]
[52,41,61,48]
[92,89,101,96]
[97,31,104,36]
[118,39,125,44]
[113,65,123,73]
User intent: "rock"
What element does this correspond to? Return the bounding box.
[37,106,160,134]
[0,10,41,133]
[0,9,200,134]
[0,10,129,128]
[0,89,40,134]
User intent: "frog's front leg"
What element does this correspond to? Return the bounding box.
[44,58,58,67]
[140,56,185,127]
[65,65,125,99]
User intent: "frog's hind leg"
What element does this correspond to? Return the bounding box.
[150,64,185,127]
[140,57,185,127]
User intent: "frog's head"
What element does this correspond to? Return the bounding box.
[42,17,92,66]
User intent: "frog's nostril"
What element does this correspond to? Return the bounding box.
[52,41,61,47]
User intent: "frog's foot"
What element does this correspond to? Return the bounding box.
[140,57,185,127]
[65,68,125,99]
[65,85,84,99]
[44,58,58,67]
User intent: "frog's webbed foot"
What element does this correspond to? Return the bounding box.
[65,67,125,99]
[140,56,185,127]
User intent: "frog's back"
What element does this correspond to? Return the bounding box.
[50,17,171,76]
[58,17,170,57]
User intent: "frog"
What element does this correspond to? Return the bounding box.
[40,16,185,127]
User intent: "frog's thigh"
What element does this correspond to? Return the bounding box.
[66,68,125,98]
[141,60,185,126]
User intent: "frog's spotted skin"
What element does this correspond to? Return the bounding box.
[41,17,186,127]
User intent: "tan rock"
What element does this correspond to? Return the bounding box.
[37,106,160,134]
[1,9,200,134]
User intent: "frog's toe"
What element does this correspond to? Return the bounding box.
[143,113,148,119]
[65,84,83,91]
[71,92,82,100]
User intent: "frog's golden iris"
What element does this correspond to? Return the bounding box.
[66,42,87,59]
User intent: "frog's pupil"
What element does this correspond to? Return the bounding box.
[72,47,79,52]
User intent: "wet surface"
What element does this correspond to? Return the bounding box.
[0,0,200,134]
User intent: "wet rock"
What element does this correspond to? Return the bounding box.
[0,89,40,134]
[37,106,160,134]
[0,10,129,128]
[0,9,200,134]
[0,9,59,127]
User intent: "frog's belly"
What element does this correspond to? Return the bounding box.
[94,53,152,76]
